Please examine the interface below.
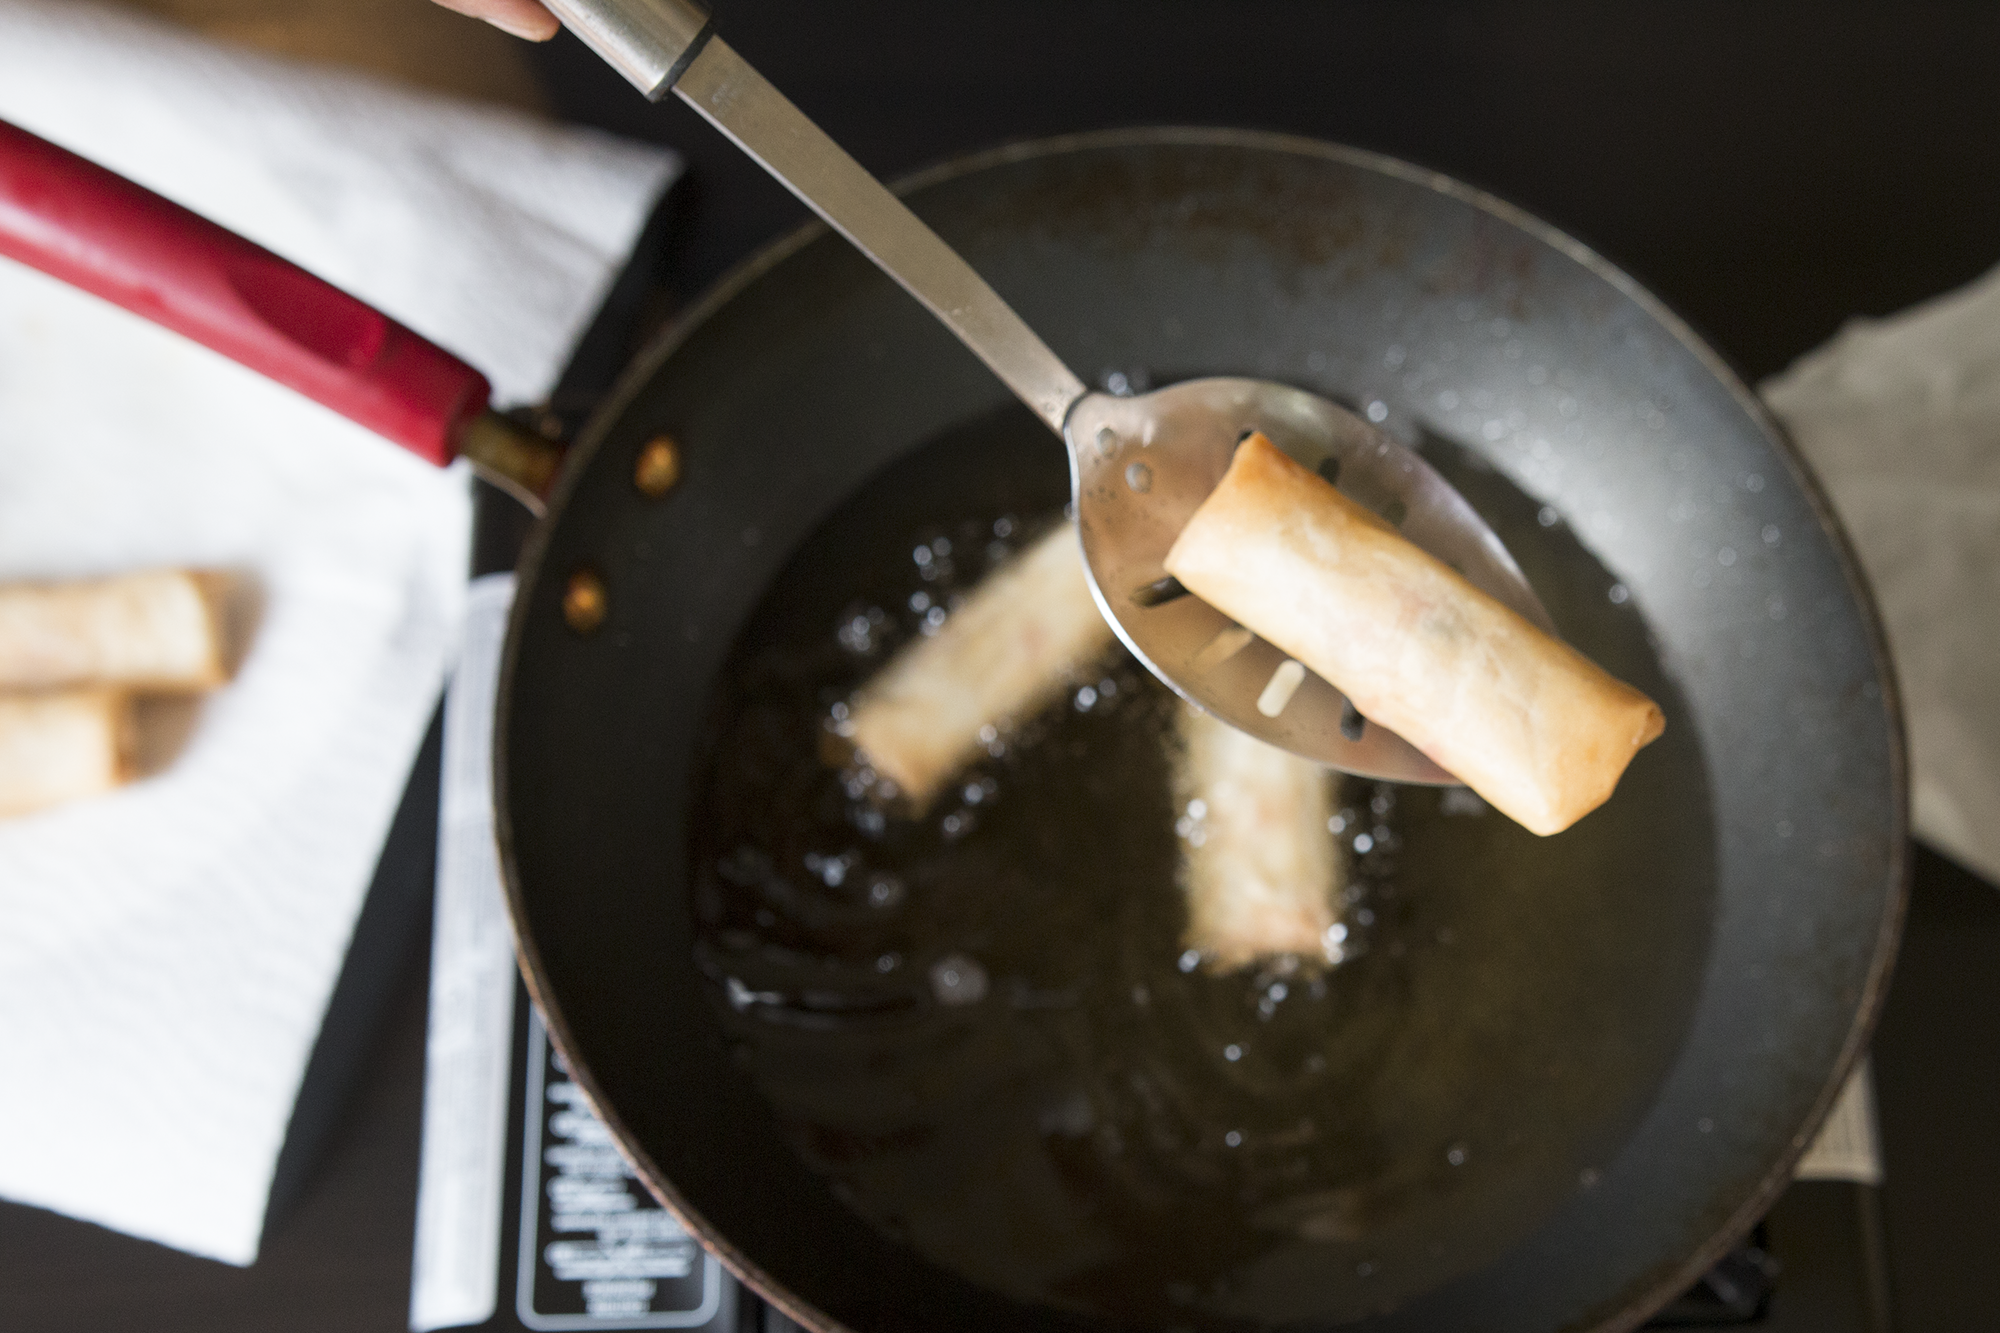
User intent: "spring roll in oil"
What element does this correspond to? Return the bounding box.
[846,521,1114,810]
[1174,705,1348,972]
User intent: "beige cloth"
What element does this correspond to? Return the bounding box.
[1763,266,2000,885]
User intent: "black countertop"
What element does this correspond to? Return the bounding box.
[4,4,1998,1329]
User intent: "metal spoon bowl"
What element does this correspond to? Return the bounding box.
[1068,380,1553,780]
[551,0,1550,781]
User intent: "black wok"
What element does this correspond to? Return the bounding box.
[0,116,1902,1331]
[497,130,1905,1332]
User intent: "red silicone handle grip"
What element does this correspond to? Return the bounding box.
[0,119,488,467]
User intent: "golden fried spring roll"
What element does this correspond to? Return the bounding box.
[1174,705,1347,971]
[0,689,134,817]
[847,521,1114,809]
[0,570,227,690]
[1164,433,1663,836]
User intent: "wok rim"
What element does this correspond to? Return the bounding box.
[495,125,1910,1333]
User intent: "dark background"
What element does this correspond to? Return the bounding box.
[3,3,1997,1330]
[537,0,2000,385]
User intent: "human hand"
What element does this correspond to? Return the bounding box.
[431,0,560,42]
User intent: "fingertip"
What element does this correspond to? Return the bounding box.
[492,10,561,42]
[435,0,561,42]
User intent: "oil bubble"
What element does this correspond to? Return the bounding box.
[929,953,988,1005]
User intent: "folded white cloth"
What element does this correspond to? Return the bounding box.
[1764,265,2000,887]
[0,0,678,1266]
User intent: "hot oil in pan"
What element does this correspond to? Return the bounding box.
[689,403,1715,1326]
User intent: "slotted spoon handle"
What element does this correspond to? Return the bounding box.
[542,0,1088,433]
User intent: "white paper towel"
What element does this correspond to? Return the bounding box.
[410,574,520,1332]
[1764,266,2000,887]
[0,0,678,1266]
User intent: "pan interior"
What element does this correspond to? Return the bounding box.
[686,400,1715,1326]
[503,131,1899,1333]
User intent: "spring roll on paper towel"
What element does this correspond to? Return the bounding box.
[0,689,134,817]
[0,570,228,691]
[1164,433,1663,836]
[847,521,1114,809]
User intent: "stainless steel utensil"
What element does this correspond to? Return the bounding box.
[541,0,1550,781]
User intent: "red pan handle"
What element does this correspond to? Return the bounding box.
[0,118,489,468]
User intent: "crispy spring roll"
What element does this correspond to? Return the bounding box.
[0,689,134,817]
[0,570,227,691]
[1164,433,1663,836]
[1175,705,1347,971]
[847,521,1115,809]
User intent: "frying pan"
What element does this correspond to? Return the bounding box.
[0,124,1905,1331]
